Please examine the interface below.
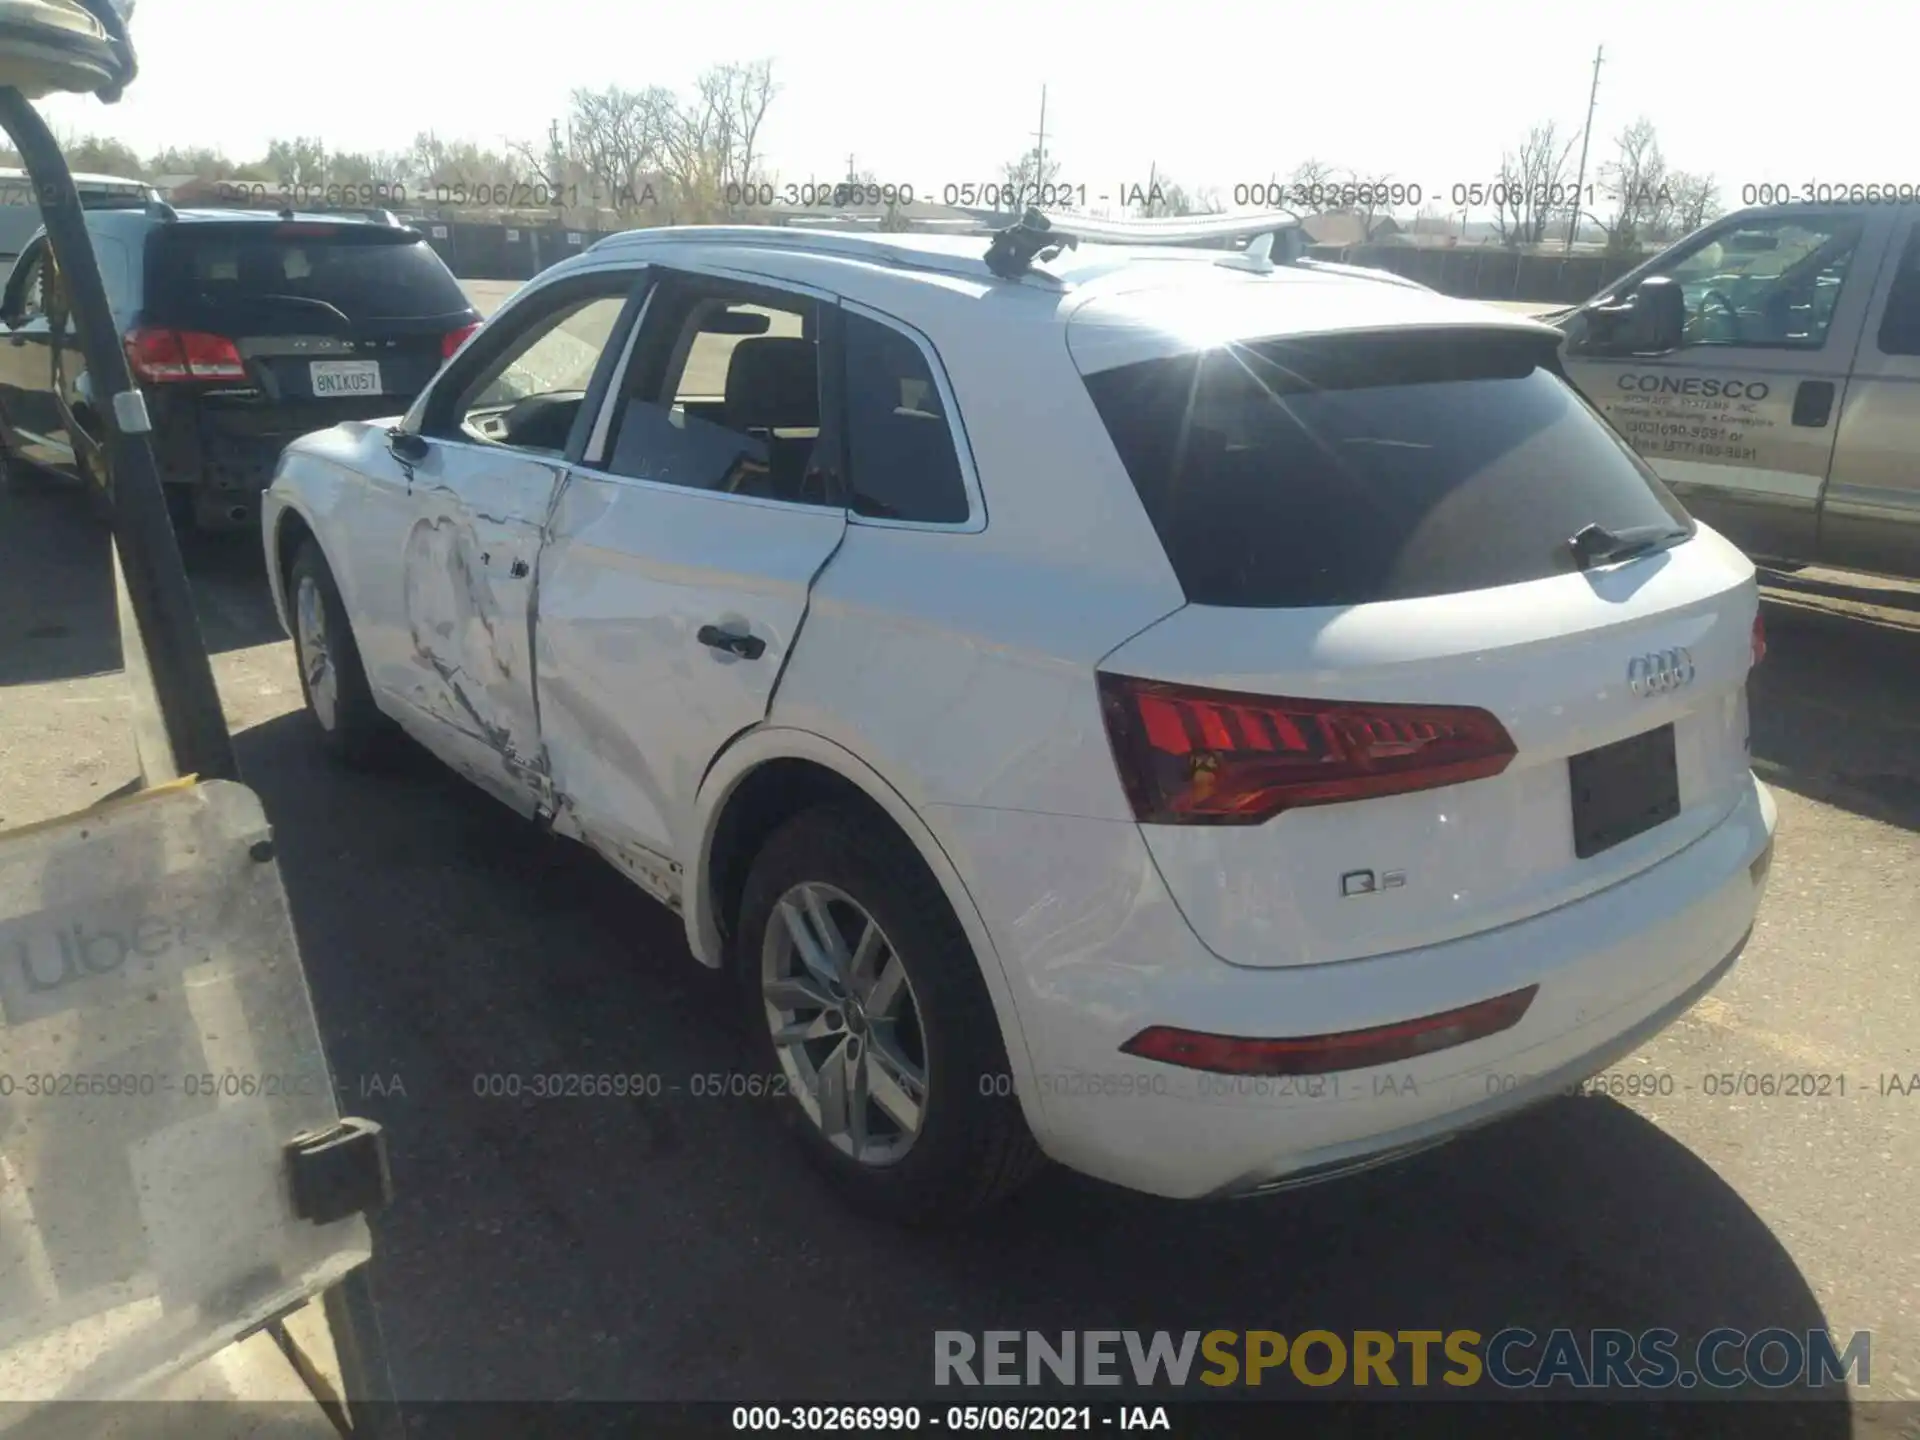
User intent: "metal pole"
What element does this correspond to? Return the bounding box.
[326,1269,405,1439]
[1565,44,1603,254]
[1033,84,1047,204]
[0,87,237,784]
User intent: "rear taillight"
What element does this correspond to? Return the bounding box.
[124,327,246,383]
[1096,673,1517,826]
[1121,986,1539,1076]
[442,322,481,359]
[1751,612,1767,666]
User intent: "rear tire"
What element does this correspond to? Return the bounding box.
[288,538,389,765]
[734,803,1045,1226]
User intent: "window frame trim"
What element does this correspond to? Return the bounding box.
[1870,216,1920,360]
[570,263,849,515]
[1574,208,1875,358]
[839,298,986,534]
[409,263,647,450]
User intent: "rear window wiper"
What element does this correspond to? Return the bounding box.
[1567,521,1689,571]
[201,292,353,326]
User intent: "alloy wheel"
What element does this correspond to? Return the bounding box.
[294,573,338,731]
[761,881,928,1166]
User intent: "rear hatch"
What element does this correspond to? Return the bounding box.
[136,219,475,442]
[1077,318,1761,969]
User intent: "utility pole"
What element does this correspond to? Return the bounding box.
[1031,83,1048,207]
[1565,44,1603,253]
[847,152,857,182]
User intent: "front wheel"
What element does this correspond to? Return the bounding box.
[736,804,1044,1225]
[288,539,390,764]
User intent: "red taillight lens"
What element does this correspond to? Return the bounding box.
[442,322,481,359]
[124,327,245,383]
[1751,612,1767,666]
[1121,986,1538,1076]
[1096,673,1517,826]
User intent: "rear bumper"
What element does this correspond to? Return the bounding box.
[150,393,413,531]
[929,775,1776,1200]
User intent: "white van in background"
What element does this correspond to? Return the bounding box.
[0,166,158,266]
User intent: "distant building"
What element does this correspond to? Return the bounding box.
[765,198,985,234]
[1298,209,1402,246]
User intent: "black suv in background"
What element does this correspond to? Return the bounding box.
[0,203,479,532]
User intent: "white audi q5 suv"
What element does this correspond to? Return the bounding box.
[262,211,1777,1223]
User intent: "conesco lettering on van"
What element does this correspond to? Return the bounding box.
[1615,374,1771,401]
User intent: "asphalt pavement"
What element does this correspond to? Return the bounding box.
[0,298,1914,1431]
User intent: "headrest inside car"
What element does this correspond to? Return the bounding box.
[723,337,819,432]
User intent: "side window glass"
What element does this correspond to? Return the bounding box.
[1649,214,1864,350]
[842,311,970,524]
[603,289,826,504]
[453,292,629,454]
[1876,224,1920,357]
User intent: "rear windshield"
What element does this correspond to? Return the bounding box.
[146,227,471,323]
[1082,330,1692,608]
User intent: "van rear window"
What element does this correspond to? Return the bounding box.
[147,228,470,323]
[1082,330,1693,608]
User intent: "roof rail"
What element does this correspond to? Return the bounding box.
[983,207,1301,278]
[592,224,1004,283]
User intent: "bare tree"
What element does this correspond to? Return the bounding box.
[1596,117,1670,254]
[1659,170,1723,241]
[1133,169,1199,217]
[1284,157,1338,207]
[998,146,1062,210]
[404,131,530,218]
[1344,170,1398,232]
[62,134,143,178]
[667,59,778,218]
[556,85,677,216]
[1492,121,1577,248]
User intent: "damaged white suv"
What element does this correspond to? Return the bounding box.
[263,212,1776,1224]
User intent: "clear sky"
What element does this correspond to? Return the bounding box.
[40,0,1905,213]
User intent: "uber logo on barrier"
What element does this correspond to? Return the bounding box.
[0,897,207,1025]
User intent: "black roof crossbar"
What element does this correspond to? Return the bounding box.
[983,208,1076,278]
[983,206,1305,279]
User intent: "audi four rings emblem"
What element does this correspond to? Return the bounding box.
[1628,647,1695,697]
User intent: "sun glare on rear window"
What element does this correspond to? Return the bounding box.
[1082,332,1691,608]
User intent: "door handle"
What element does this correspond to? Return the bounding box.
[1791,380,1835,428]
[696,624,766,660]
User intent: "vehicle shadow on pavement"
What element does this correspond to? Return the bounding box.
[232,714,1851,1435]
[1751,587,1920,831]
[0,471,279,687]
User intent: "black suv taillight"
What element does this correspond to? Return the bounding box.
[1096,672,1517,826]
[124,327,245,382]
